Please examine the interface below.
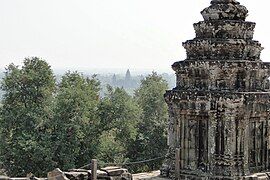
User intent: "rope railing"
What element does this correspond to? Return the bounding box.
[99,156,166,166]
[78,163,91,170]
[77,155,166,170]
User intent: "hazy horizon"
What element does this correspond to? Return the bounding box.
[0,66,174,75]
[1,0,270,71]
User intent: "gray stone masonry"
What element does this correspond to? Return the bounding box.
[161,0,270,179]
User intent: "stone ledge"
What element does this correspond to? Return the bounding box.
[132,171,169,180]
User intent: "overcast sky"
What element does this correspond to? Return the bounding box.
[0,0,269,73]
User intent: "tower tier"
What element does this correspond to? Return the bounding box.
[183,39,263,60]
[165,90,270,178]
[172,60,270,91]
[194,20,255,39]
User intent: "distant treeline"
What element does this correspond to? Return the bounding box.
[0,57,168,177]
[0,68,176,100]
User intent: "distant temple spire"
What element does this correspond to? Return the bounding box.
[125,69,131,81]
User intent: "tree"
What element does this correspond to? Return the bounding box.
[96,129,126,164]
[0,57,56,177]
[0,103,4,176]
[97,86,141,163]
[51,72,101,170]
[129,72,169,171]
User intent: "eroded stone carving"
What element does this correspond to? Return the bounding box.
[162,0,270,179]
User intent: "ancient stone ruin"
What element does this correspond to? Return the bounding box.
[0,167,132,180]
[162,0,270,179]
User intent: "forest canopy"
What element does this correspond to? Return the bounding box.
[0,57,169,177]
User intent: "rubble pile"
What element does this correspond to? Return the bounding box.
[0,166,132,180]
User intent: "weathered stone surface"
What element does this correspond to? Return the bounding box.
[201,2,248,21]
[163,0,270,179]
[8,167,132,180]
[183,39,263,60]
[133,171,169,180]
[88,169,109,179]
[64,171,88,180]
[194,20,255,39]
[67,169,88,173]
[119,172,133,180]
[0,176,10,180]
[244,173,269,180]
[101,166,128,176]
[6,176,59,180]
[172,60,270,91]
[211,0,240,5]
[6,177,46,180]
[47,168,69,180]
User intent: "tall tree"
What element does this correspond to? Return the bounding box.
[97,86,141,163]
[0,57,56,176]
[51,72,101,170]
[129,72,168,171]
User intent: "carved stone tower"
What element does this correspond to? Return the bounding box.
[163,0,270,179]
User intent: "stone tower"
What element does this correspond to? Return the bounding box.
[163,0,270,179]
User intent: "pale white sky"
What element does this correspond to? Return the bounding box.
[0,0,269,72]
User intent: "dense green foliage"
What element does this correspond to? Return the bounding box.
[97,86,142,164]
[0,59,169,177]
[0,58,56,176]
[50,72,101,170]
[128,72,169,172]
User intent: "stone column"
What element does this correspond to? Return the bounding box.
[243,113,250,175]
[208,110,217,174]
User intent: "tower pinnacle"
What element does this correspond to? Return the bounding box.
[211,0,240,4]
[202,0,248,21]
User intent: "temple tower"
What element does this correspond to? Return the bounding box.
[163,0,270,179]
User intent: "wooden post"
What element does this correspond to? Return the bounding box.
[91,159,97,180]
[175,148,180,180]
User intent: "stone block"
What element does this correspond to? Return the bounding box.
[100,167,128,177]
[47,168,69,180]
